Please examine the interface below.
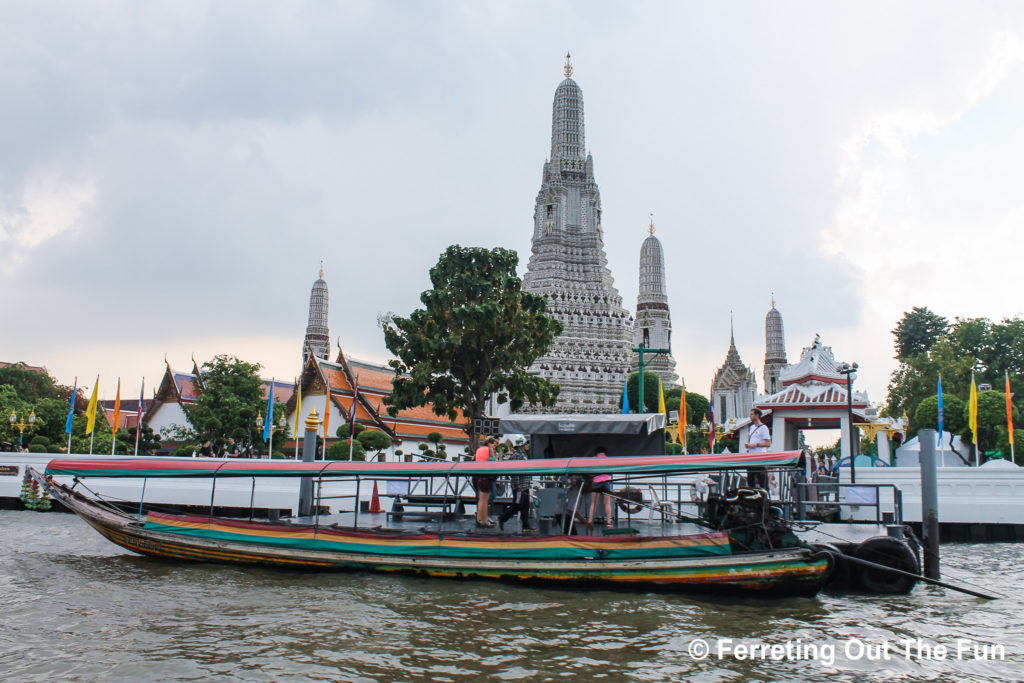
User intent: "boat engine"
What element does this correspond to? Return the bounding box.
[704,488,798,551]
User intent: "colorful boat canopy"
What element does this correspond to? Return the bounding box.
[44,451,803,479]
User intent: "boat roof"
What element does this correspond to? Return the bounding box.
[44,451,803,479]
[499,413,665,435]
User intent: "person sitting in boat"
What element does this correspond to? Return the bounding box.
[472,436,497,528]
[587,446,614,528]
[198,440,214,458]
[498,438,535,532]
[221,437,238,457]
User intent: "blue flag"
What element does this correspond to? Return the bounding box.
[621,377,630,414]
[65,376,77,434]
[936,375,944,447]
[263,379,275,441]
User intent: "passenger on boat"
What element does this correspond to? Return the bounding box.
[745,409,771,489]
[498,439,535,532]
[473,437,497,528]
[198,440,214,458]
[587,446,614,528]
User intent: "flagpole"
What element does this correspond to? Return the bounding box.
[293,377,301,461]
[66,376,77,455]
[134,378,144,456]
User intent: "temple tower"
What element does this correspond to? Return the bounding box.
[303,264,330,366]
[764,296,787,395]
[711,319,757,426]
[522,55,634,413]
[630,217,679,388]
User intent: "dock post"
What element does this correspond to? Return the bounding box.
[298,409,321,518]
[918,428,940,579]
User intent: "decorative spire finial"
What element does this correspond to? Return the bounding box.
[319,259,324,280]
[730,311,735,345]
[564,52,573,78]
[771,291,775,308]
[648,212,655,236]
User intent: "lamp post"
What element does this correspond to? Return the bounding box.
[9,409,35,448]
[255,412,287,459]
[837,362,859,483]
[631,341,671,413]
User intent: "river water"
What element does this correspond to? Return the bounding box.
[1,511,1021,682]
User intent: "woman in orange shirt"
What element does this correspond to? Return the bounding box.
[473,437,496,527]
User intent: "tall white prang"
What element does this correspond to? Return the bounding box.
[522,55,633,414]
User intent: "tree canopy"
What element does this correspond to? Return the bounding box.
[186,355,267,451]
[383,245,562,451]
[892,307,948,360]
[626,371,661,413]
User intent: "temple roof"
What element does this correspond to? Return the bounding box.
[779,334,844,385]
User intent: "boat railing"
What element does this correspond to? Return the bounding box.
[791,481,904,525]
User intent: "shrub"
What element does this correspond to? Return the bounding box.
[172,445,194,458]
[28,443,48,453]
[327,439,366,461]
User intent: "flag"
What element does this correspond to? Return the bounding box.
[658,378,667,415]
[1006,371,1015,448]
[293,377,302,436]
[85,376,99,435]
[263,379,275,442]
[110,378,121,455]
[322,398,331,458]
[936,375,944,447]
[293,377,302,458]
[621,377,630,414]
[135,378,144,456]
[679,388,688,452]
[65,376,77,434]
[349,377,360,440]
[709,397,716,453]
[969,372,979,453]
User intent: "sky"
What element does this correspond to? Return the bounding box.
[3,1,1024,420]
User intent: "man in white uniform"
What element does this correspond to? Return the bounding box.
[745,408,771,489]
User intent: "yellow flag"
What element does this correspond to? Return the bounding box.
[293,377,302,437]
[658,377,667,414]
[110,378,121,454]
[969,372,979,447]
[85,375,99,435]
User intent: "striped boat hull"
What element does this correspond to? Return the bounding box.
[48,478,831,597]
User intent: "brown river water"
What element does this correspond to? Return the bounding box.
[1,511,1021,682]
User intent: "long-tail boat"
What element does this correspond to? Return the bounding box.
[30,451,832,597]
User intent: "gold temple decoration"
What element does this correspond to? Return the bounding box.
[564,52,573,78]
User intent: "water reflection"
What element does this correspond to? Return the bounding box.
[1,511,1021,682]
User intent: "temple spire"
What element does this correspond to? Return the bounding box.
[631,217,679,388]
[303,267,330,367]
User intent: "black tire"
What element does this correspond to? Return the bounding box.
[853,536,920,594]
[813,543,852,590]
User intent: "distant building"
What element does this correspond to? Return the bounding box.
[285,346,470,456]
[711,322,757,426]
[630,219,679,389]
[522,55,634,413]
[303,265,330,367]
[763,298,787,395]
[143,359,294,442]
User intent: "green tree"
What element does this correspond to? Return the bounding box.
[327,439,365,461]
[0,363,70,403]
[124,423,161,455]
[664,387,682,414]
[684,392,710,428]
[337,422,366,439]
[892,307,948,359]
[885,341,974,432]
[626,371,661,413]
[914,393,968,463]
[383,245,562,451]
[186,355,265,453]
[357,429,392,461]
[962,390,1015,463]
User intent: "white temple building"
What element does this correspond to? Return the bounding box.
[630,218,680,389]
[302,265,330,367]
[710,322,758,426]
[522,56,634,413]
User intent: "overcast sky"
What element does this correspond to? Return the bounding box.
[3,1,1024,420]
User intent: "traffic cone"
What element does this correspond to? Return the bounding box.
[369,482,384,513]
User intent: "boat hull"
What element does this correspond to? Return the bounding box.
[46,477,831,597]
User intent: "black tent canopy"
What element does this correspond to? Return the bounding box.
[498,413,667,459]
